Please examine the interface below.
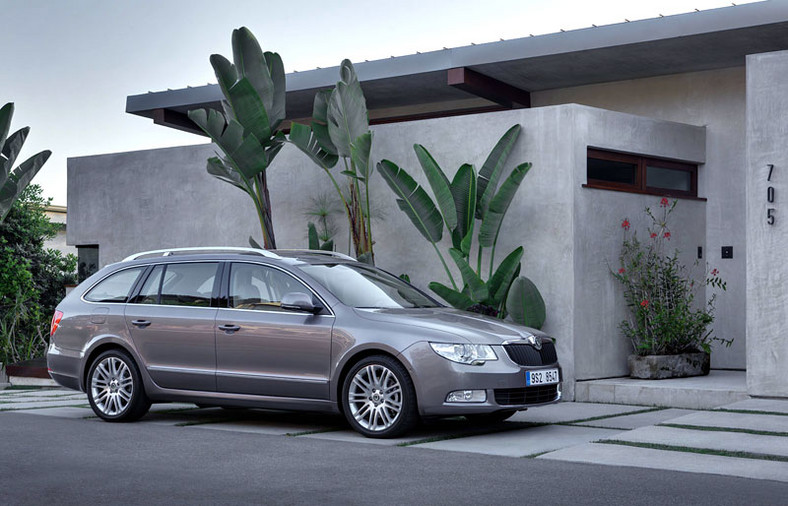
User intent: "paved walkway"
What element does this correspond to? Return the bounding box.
[1,387,786,483]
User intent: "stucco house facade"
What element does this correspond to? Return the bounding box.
[67,1,788,399]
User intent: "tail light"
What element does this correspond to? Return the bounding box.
[50,310,64,337]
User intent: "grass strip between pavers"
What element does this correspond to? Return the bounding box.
[174,418,243,427]
[0,404,91,412]
[398,421,546,447]
[286,428,343,437]
[659,423,788,437]
[711,408,788,417]
[599,439,788,462]
[558,407,665,426]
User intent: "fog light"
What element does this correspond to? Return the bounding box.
[446,390,487,403]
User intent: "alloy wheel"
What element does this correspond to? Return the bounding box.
[90,356,134,416]
[347,364,403,432]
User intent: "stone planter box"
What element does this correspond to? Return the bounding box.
[628,352,710,379]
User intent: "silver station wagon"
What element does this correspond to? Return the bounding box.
[47,248,561,438]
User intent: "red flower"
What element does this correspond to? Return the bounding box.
[618,268,626,274]
[650,232,657,239]
[660,198,669,207]
[640,300,649,307]
[621,219,630,231]
[663,232,671,239]
[711,268,719,276]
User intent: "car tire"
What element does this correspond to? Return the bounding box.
[87,349,150,422]
[465,409,517,424]
[342,355,419,438]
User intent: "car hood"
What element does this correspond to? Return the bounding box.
[352,307,547,345]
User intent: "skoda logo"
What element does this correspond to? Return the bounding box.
[526,335,542,351]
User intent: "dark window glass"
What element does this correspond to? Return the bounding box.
[84,267,144,303]
[131,265,164,304]
[588,158,637,185]
[77,245,99,283]
[159,263,217,307]
[646,165,692,192]
[229,263,307,311]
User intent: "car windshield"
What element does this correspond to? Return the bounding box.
[297,263,440,309]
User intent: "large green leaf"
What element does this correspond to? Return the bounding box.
[351,132,373,179]
[414,144,456,231]
[449,248,488,302]
[0,102,14,148]
[264,50,286,129]
[0,150,51,221]
[450,163,477,249]
[311,90,337,155]
[206,157,246,191]
[506,276,546,329]
[377,159,442,243]
[289,122,339,169]
[188,109,268,178]
[308,222,320,250]
[1,128,29,177]
[231,27,274,117]
[476,124,521,219]
[486,247,523,306]
[478,162,531,247]
[327,60,369,157]
[227,77,271,143]
[209,54,237,102]
[429,281,474,310]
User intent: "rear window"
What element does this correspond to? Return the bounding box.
[84,267,145,303]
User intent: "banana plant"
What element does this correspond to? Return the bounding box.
[378,125,546,328]
[288,60,375,264]
[0,103,51,222]
[187,27,285,249]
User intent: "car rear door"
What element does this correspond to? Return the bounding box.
[214,261,333,399]
[125,262,219,392]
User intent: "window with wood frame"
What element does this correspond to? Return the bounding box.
[585,148,698,198]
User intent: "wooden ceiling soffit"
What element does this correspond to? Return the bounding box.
[447,67,531,108]
[152,108,205,136]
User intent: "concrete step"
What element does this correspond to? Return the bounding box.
[575,370,749,409]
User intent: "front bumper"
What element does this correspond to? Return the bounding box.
[398,342,561,416]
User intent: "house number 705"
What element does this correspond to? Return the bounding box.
[767,164,776,225]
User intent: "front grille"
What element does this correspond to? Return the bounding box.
[503,341,558,366]
[494,385,559,405]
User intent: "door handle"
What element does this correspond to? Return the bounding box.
[218,324,240,333]
[131,319,151,328]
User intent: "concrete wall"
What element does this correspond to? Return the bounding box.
[68,104,707,398]
[746,50,788,397]
[533,67,746,369]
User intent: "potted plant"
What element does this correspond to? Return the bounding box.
[613,198,730,379]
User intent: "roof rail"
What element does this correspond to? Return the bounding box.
[272,249,357,262]
[122,247,281,262]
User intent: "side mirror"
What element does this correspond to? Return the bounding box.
[280,292,322,314]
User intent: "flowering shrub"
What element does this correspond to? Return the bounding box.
[612,198,730,356]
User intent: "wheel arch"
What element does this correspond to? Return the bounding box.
[80,340,140,391]
[333,349,416,416]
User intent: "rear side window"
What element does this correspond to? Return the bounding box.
[159,263,218,307]
[84,267,145,303]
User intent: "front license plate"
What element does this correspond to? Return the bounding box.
[526,368,559,386]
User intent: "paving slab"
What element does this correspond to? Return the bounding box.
[414,424,623,457]
[539,442,788,482]
[0,395,86,404]
[188,419,337,436]
[8,406,94,419]
[302,418,501,446]
[664,411,788,434]
[0,389,76,398]
[0,399,91,410]
[721,398,788,414]
[600,425,788,458]
[508,402,647,424]
[148,403,202,413]
[575,409,695,429]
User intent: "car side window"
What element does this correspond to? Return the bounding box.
[84,267,145,303]
[130,265,164,304]
[156,263,218,307]
[229,263,306,311]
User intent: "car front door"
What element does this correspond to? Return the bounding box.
[215,262,333,399]
[125,262,219,392]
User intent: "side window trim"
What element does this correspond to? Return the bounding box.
[127,264,155,303]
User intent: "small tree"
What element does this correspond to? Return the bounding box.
[187,27,286,249]
[1,185,76,364]
[1,102,51,221]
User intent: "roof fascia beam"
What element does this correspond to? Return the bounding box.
[447,67,530,108]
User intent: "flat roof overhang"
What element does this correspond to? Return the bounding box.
[126,1,788,135]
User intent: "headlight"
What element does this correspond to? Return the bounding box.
[429,343,497,365]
